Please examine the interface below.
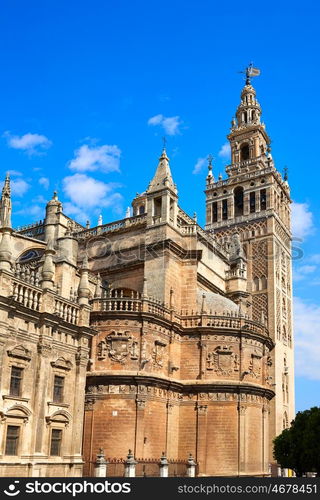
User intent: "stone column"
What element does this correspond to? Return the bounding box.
[196,403,208,475]
[229,196,235,220]
[217,200,222,222]
[244,192,250,216]
[165,401,174,457]
[256,191,261,212]
[134,397,146,458]
[71,344,90,461]
[238,403,247,474]
[262,404,269,475]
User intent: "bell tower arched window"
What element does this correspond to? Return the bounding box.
[234,187,244,216]
[240,143,250,161]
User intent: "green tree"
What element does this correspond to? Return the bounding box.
[273,406,320,476]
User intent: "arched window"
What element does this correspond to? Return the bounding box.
[253,277,260,291]
[260,189,267,210]
[139,205,145,215]
[261,276,267,289]
[234,187,244,216]
[250,192,256,213]
[240,143,250,161]
[212,202,218,223]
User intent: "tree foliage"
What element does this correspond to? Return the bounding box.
[273,406,320,476]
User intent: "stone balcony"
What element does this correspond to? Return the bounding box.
[90,289,270,340]
[8,275,83,326]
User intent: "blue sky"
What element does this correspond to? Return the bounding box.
[0,0,319,412]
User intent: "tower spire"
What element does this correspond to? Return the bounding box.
[147,145,177,194]
[0,173,12,228]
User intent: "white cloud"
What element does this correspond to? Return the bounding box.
[62,202,90,224]
[11,179,30,197]
[3,131,52,155]
[15,204,43,218]
[291,202,314,240]
[293,265,317,282]
[218,142,231,159]
[294,296,320,380]
[148,114,182,135]
[309,254,320,264]
[193,157,207,175]
[62,174,122,223]
[68,144,121,173]
[39,177,50,190]
[8,170,22,176]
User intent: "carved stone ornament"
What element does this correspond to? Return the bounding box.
[206,345,239,375]
[7,345,31,361]
[97,331,138,364]
[51,357,72,371]
[265,355,273,385]
[248,351,262,378]
[152,340,167,368]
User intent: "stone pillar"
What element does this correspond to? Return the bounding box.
[95,448,107,477]
[0,230,12,272]
[254,136,260,158]
[217,200,222,221]
[71,345,90,461]
[196,403,208,475]
[256,191,261,212]
[124,450,137,477]
[159,452,169,477]
[134,397,146,458]
[244,192,250,216]
[238,404,247,474]
[262,405,269,475]
[165,401,174,457]
[229,196,235,220]
[186,454,197,477]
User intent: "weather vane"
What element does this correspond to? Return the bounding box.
[239,62,261,85]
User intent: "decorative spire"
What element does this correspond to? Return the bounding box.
[206,154,214,183]
[94,273,102,298]
[78,253,90,305]
[283,166,288,182]
[234,64,262,129]
[40,238,56,289]
[0,173,12,228]
[98,214,103,226]
[147,146,177,194]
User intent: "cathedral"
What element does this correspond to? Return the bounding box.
[0,70,294,477]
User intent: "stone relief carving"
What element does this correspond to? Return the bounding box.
[206,345,239,375]
[152,340,167,368]
[97,331,138,364]
[265,355,273,385]
[248,350,262,378]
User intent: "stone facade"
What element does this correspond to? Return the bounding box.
[0,71,294,477]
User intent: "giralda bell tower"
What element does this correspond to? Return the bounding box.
[205,65,294,466]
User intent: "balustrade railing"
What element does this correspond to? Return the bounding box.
[12,279,42,311]
[91,289,269,337]
[54,298,79,324]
